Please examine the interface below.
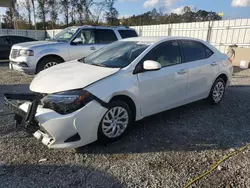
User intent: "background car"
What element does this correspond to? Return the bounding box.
[5,36,233,149]
[9,26,138,74]
[0,35,37,61]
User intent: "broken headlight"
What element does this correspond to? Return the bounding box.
[41,90,93,114]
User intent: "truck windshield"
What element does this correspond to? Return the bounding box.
[82,41,150,68]
[51,27,79,42]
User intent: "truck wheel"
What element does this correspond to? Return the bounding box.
[36,57,63,73]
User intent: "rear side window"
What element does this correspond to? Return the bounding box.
[95,29,118,44]
[181,40,207,62]
[118,30,138,39]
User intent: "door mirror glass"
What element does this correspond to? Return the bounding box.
[72,37,83,45]
[143,60,161,71]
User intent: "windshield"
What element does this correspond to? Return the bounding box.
[83,41,149,68]
[51,27,79,42]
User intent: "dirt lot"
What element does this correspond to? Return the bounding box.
[1,63,250,188]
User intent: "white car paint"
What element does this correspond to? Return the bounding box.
[30,60,120,94]
[17,36,232,149]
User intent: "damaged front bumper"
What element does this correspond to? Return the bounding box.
[4,93,40,132]
[4,93,108,149]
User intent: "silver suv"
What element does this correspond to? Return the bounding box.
[9,26,138,74]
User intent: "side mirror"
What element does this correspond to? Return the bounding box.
[143,60,161,71]
[71,38,82,45]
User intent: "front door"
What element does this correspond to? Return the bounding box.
[137,41,188,117]
[69,29,98,60]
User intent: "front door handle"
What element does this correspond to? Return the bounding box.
[177,69,187,75]
[211,62,218,66]
[90,46,96,50]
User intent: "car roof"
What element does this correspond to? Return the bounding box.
[121,36,206,43]
[68,25,135,30]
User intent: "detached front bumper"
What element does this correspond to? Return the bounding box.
[4,93,108,149]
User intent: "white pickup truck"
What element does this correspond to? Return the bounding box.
[9,26,138,74]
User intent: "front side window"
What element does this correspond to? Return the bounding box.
[181,40,207,62]
[52,27,79,42]
[72,30,95,44]
[143,41,182,67]
[82,41,149,68]
[95,29,117,44]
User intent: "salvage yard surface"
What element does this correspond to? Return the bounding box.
[0,63,250,188]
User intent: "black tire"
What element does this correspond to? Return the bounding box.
[98,100,132,143]
[207,77,226,105]
[36,56,63,73]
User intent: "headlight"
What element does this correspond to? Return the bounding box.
[41,90,93,114]
[19,49,34,56]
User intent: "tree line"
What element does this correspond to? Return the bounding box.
[1,1,222,30]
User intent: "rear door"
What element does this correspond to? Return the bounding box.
[180,40,218,102]
[0,36,12,60]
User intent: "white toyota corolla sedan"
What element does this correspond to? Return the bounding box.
[5,36,233,149]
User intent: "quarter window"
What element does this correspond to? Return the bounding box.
[118,30,138,38]
[181,40,207,62]
[95,29,118,43]
[143,41,182,67]
[204,46,214,58]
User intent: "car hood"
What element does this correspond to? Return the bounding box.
[30,60,120,94]
[12,41,62,49]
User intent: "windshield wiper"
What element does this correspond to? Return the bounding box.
[91,63,107,67]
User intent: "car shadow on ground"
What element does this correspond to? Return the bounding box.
[78,85,250,154]
[0,164,124,188]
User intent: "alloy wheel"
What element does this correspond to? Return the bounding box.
[212,81,225,103]
[102,106,129,138]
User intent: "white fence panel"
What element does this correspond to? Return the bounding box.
[4,18,248,53]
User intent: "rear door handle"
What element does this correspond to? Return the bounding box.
[177,69,187,74]
[90,46,96,50]
[211,62,217,66]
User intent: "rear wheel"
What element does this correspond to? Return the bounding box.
[36,56,63,73]
[98,101,132,143]
[207,78,226,105]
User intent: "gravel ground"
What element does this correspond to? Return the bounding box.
[0,64,250,188]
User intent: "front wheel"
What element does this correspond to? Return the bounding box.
[36,57,63,73]
[98,101,132,143]
[207,78,226,105]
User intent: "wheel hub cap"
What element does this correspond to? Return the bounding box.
[212,81,224,103]
[102,106,129,138]
[44,62,58,69]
